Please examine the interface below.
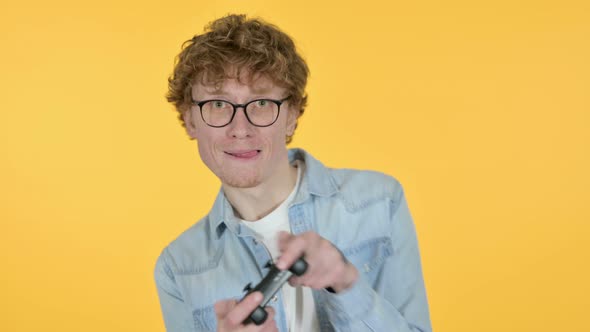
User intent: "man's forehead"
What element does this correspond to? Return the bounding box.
[193,72,284,97]
[201,80,275,94]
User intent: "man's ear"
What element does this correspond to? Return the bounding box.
[183,109,198,139]
[286,108,300,136]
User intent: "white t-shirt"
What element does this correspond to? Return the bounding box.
[241,161,320,332]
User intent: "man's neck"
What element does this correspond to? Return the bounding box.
[222,161,298,221]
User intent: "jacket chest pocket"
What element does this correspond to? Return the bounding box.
[192,304,217,331]
[179,270,248,331]
[341,236,394,283]
[192,293,254,331]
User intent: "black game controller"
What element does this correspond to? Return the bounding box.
[241,257,308,325]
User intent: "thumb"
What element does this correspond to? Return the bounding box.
[214,299,237,320]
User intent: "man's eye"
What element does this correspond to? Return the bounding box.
[213,101,225,108]
[256,100,268,107]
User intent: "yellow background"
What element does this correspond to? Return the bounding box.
[1,0,588,331]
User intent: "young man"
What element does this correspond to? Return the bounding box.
[155,14,432,332]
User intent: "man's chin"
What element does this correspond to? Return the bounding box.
[221,174,261,189]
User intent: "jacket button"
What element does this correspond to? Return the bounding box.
[272,295,278,303]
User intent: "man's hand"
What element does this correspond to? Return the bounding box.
[276,231,359,293]
[214,292,278,332]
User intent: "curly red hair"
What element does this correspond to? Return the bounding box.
[166,14,309,144]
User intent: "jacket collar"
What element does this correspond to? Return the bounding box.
[208,148,338,239]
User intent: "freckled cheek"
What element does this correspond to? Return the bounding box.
[196,138,219,168]
[196,128,223,157]
[267,131,288,161]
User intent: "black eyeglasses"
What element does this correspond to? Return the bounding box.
[190,96,291,128]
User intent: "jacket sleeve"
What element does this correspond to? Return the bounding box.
[322,188,432,332]
[154,249,198,332]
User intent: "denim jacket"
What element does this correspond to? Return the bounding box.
[154,148,432,332]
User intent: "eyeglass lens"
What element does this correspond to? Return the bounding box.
[201,100,279,127]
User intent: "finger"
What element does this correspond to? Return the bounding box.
[310,251,348,289]
[286,237,342,289]
[225,292,263,328]
[276,235,307,270]
[314,272,337,290]
[214,299,237,320]
[277,231,293,252]
[260,322,279,332]
[294,269,323,289]
[288,275,303,287]
[258,307,278,332]
[316,261,357,292]
[242,306,276,332]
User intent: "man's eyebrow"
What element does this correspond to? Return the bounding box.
[202,87,227,95]
[202,85,274,96]
[250,86,273,94]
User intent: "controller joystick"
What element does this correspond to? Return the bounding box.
[241,257,308,325]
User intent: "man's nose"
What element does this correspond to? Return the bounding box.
[227,107,254,138]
